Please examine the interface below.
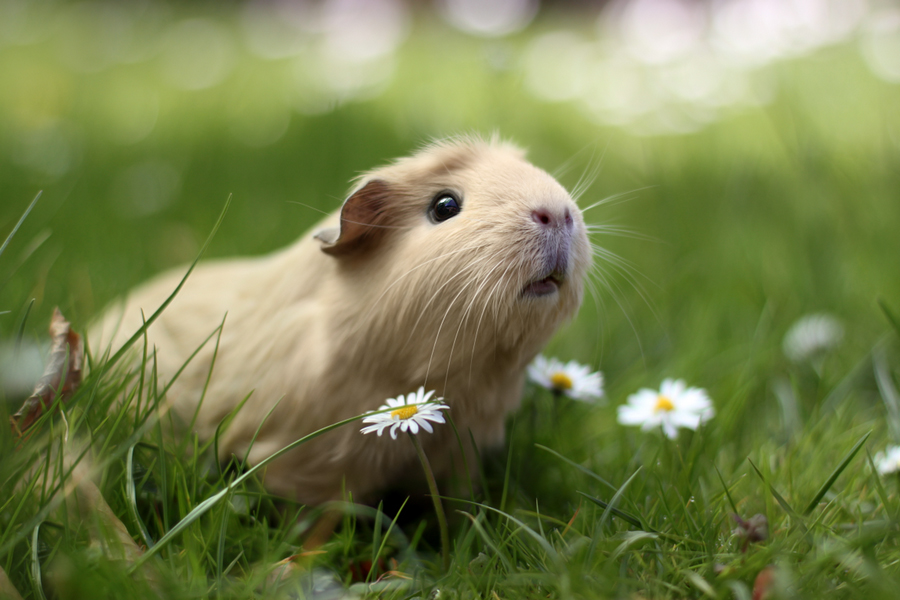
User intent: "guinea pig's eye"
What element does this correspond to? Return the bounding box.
[429,192,462,223]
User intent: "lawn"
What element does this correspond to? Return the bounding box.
[1,2,900,598]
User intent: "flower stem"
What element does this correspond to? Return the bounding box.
[408,432,450,571]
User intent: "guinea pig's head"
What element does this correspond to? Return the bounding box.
[315,136,592,374]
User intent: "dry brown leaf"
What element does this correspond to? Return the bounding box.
[70,475,149,567]
[10,307,83,436]
[6,311,159,592]
[752,565,775,600]
[0,564,24,600]
[47,456,161,592]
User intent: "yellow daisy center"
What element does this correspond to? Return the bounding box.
[550,372,574,391]
[654,395,675,413]
[391,405,419,421]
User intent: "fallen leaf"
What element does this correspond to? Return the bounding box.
[10,307,83,436]
[0,564,24,600]
[753,565,775,600]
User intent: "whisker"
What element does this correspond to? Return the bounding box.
[592,237,664,349]
[580,186,656,213]
[469,261,517,384]
[586,224,660,243]
[442,258,507,393]
[591,260,648,362]
[285,201,332,216]
[589,261,657,325]
[423,275,480,388]
[357,242,489,332]
[590,243,658,292]
[562,152,594,195]
[571,153,603,202]
[401,253,493,352]
[565,139,610,203]
[552,140,599,180]
[583,275,607,367]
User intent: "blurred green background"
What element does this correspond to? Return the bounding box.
[1,0,899,415]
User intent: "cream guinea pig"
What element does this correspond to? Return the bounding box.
[91,135,593,505]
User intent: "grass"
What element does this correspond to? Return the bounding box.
[2,5,900,599]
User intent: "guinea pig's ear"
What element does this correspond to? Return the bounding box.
[315,179,396,257]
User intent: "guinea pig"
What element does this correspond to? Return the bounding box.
[91,135,592,505]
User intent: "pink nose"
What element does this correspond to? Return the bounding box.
[531,207,573,229]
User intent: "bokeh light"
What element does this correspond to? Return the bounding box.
[160,18,237,91]
[437,0,539,37]
[860,8,900,83]
[0,0,895,144]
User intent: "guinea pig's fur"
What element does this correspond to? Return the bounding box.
[91,135,592,505]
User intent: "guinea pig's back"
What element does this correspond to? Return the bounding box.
[88,238,330,427]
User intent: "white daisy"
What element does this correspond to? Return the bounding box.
[783,313,844,363]
[617,378,714,439]
[874,446,900,476]
[527,355,604,401]
[360,386,450,440]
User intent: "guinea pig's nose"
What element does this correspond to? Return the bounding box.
[531,207,573,230]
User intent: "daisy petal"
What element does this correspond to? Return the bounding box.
[527,354,604,402]
[618,378,714,439]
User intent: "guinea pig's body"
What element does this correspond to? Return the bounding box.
[92,136,592,505]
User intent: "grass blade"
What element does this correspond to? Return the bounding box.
[802,431,871,516]
[747,459,797,518]
[241,395,285,466]
[866,447,895,521]
[874,346,900,443]
[128,409,372,571]
[126,445,155,548]
[598,467,642,531]
[878,299,900,338]
[451,498,561,564]
[215,481,234,588]
[369,498,407,583]
[0,191,41,260]
[577,491,648,531]
[445,413,475,500]
[104,194,232,371]
[459,511,514,573]
[714,464,739,515]
[369,501,384,582]
[29,524,46,600]
[499,414,516,513]
[212,391,254,477]
[466,428,491,504]
[180,313,227,455]
[535,444,616,491]
[14,298,35,351]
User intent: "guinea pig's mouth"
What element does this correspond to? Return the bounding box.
[522,272,565,297]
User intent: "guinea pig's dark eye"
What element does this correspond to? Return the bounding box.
[429,192,462,223]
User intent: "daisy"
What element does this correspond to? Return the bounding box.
[527,355,604,401]
[874,446,900,476]
[360,386,450,440]
[360,386,453,569]
[617,378,714,439]
[783,313,844,363]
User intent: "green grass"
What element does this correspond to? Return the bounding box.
[2,5,900,599]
